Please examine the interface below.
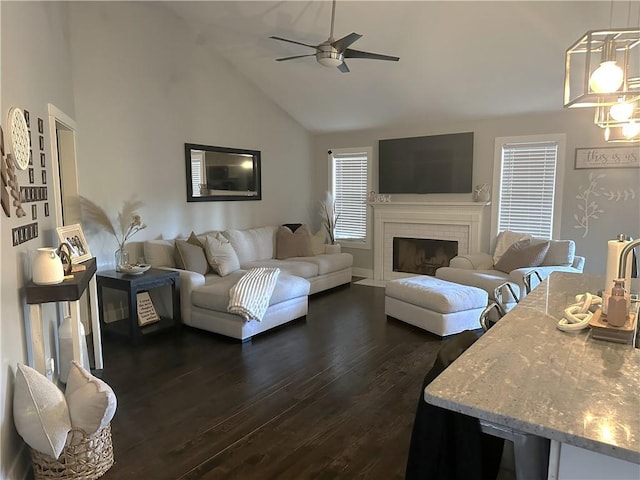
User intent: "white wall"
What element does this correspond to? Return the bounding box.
[66,2,313,268]
[0,2,313,478]
[1,2,76,478]
[313,110,640,276]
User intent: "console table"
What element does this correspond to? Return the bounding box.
[24,257,103,377]
[96,268,180,345]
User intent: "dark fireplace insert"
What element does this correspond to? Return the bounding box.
[393,237,458,276]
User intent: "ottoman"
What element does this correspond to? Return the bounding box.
[385,276,488,336]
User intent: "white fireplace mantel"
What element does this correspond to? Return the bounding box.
[371,201,489,280]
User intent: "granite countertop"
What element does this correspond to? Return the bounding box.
[424,272,640,463]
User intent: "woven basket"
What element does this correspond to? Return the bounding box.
[30,424,114,480]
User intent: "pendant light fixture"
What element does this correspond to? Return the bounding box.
[564,28,640,108]
[563,1,640,142]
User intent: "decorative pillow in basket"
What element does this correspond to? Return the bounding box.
[13,362,117,480]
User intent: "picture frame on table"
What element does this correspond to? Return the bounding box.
[56,223,92,264]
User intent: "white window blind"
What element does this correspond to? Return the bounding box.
[497,141,558,239]
[331,150,369,242]
[191,152,203,195]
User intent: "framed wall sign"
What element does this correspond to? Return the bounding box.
[575,146,640,169]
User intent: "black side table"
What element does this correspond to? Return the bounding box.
[96,268,180,345]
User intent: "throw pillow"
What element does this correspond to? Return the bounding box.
[144,239,176,268]
[494,239,550,273]
[205,232,241,276]
[493,230,532,265]
[174,239,209,275]
[186,231,205,249]
[310,229,326,256]
[13,363,71,459]
[540,239,575,266]
[65,361,117,439]
[282,223,303,233]
[276,225,313,259]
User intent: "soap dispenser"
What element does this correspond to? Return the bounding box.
[607,278,629,327]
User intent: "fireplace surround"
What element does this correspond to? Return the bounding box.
[371,201,488,280]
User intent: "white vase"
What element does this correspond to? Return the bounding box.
[32,247,64,285]
[58,316,90,383]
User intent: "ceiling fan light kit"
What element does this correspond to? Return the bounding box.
[270,0,399,73]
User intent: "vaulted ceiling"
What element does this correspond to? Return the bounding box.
[163,1,622,133]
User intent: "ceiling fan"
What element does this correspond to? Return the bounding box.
[270,0,399,73]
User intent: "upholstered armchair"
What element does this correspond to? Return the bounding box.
[436,231,585,313]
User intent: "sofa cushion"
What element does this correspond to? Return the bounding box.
[224,226,277,263]
[493,230,532,265]
[276,225,313,259]
[539,239,575,266]
[435,267,520,303]
[204,233,240,277]
[175,239,209,275]
[494,239,550,273]
[13,363,71,459]
[310,229,326,256]
[290,253,353,275]
[241,259,319,278]
[144,239,176,268]
[192,272,310,311]
[65,361,117,438]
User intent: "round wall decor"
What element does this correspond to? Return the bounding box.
[8,107,30,170]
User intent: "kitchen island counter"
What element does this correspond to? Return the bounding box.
[425,272,639,464]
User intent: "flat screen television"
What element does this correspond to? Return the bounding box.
[378,132,473,194]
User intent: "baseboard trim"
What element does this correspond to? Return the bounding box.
[352,267,372,279]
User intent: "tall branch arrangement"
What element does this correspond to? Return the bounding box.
[319,191,339,245]
[80,196,147,249]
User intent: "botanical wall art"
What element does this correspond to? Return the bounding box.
[573,172,637,238]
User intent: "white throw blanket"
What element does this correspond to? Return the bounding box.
[227,267,280,321]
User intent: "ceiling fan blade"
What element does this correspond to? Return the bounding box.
[275,54,316,62]
[269,36,317,49]
[332,32,362,52]
[344,48,399,62]
[338,62,350,73]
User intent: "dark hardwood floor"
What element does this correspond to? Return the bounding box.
[96,281,446,479]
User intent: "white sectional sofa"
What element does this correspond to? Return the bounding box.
[143,225,353,341]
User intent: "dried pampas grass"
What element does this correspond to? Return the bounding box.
[79,196,145,243]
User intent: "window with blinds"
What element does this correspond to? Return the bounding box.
[497,140,559,239]
[330,148,371,246]
[191,152,203,196]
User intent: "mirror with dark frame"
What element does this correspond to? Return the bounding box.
[185,143,261,202]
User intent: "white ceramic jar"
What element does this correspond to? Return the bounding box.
[32,247,64,285]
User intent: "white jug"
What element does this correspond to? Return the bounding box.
[32,247,64,285]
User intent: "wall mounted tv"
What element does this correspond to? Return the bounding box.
[378,132,474,194]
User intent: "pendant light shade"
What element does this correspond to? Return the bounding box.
[609,100,635,120]
[564,28,640,108]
